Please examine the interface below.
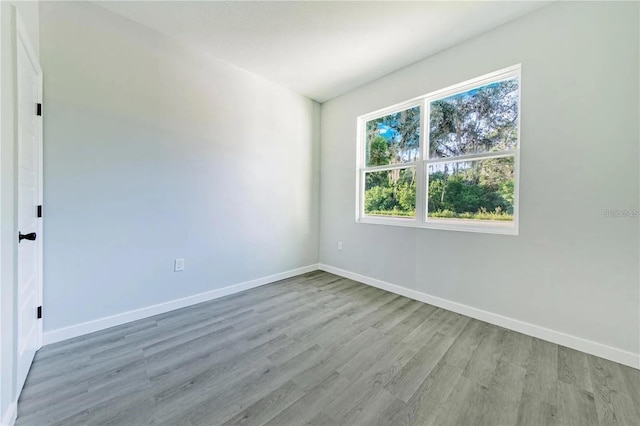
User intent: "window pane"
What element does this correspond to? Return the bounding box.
[427,157,514,222]
[366,106,420,167]
[429,78,519,159]
[364,168,416,218]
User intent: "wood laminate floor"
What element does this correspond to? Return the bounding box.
[16,271,640,425]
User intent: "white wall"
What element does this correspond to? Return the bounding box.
[39,1,320,334]
[319,1,640,364]
[0,2,39,424]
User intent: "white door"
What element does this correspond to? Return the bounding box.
[15,10,43,395]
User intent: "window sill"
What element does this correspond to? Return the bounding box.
[357,216,518,235]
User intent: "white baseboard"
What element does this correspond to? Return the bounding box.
[42,262,639,370]
[43,264,319,346]
[319,264,640,370]
[1,402,16,426]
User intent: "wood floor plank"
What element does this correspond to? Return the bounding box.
[264,371,350,426]
[400,307,451,344]
[517,399,559,426]
[221,380,305,426]
[337,387,402,426]
[440,318,489,368]
[52,373,154,426]
[291,326,382,390]
[385,332,457,403]
[319,332,441,422]
[620,364,640,410]
[588,355,640,425]
[434,374,521,426]
[371,299,424,333]
[151,334,291,407]
[462,326,507,386]
[384,303,438,344]
[381,360,463,426]
[486,358,527,399]
[434,354,526,426]
[558,346,594,393]
[184,345,329,425]
[15,271,639,426]
[556,381,599,426]
[521,338,559,402]
[517,338,561,426]
[306,411,338,426]
[335,330,398,381]
[499,328,534,369]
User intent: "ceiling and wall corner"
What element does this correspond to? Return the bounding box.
[93,0,551,103]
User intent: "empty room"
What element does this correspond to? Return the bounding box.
[1,0,639,425]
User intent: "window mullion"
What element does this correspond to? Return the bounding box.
[362,162,418,173]
[426,149,518,165]
[415,99,428,224]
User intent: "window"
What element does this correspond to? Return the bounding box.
[357,65,520,234]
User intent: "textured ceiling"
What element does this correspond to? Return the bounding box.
[95,1,550,102]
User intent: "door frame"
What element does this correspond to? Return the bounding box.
[12,5,43,359]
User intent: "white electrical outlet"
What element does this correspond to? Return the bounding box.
[337,241,343,251]
[174,258,185,272]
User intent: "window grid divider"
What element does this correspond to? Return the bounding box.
[425,149,518,165]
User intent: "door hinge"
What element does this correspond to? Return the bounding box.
[36,103,42,116]
[37,306,42,319]
[37,205,42,218]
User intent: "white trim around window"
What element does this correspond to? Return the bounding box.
[356,64,521,235]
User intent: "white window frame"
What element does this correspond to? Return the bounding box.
[356,64,521,235]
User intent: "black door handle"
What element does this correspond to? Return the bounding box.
[19,232,37,242]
